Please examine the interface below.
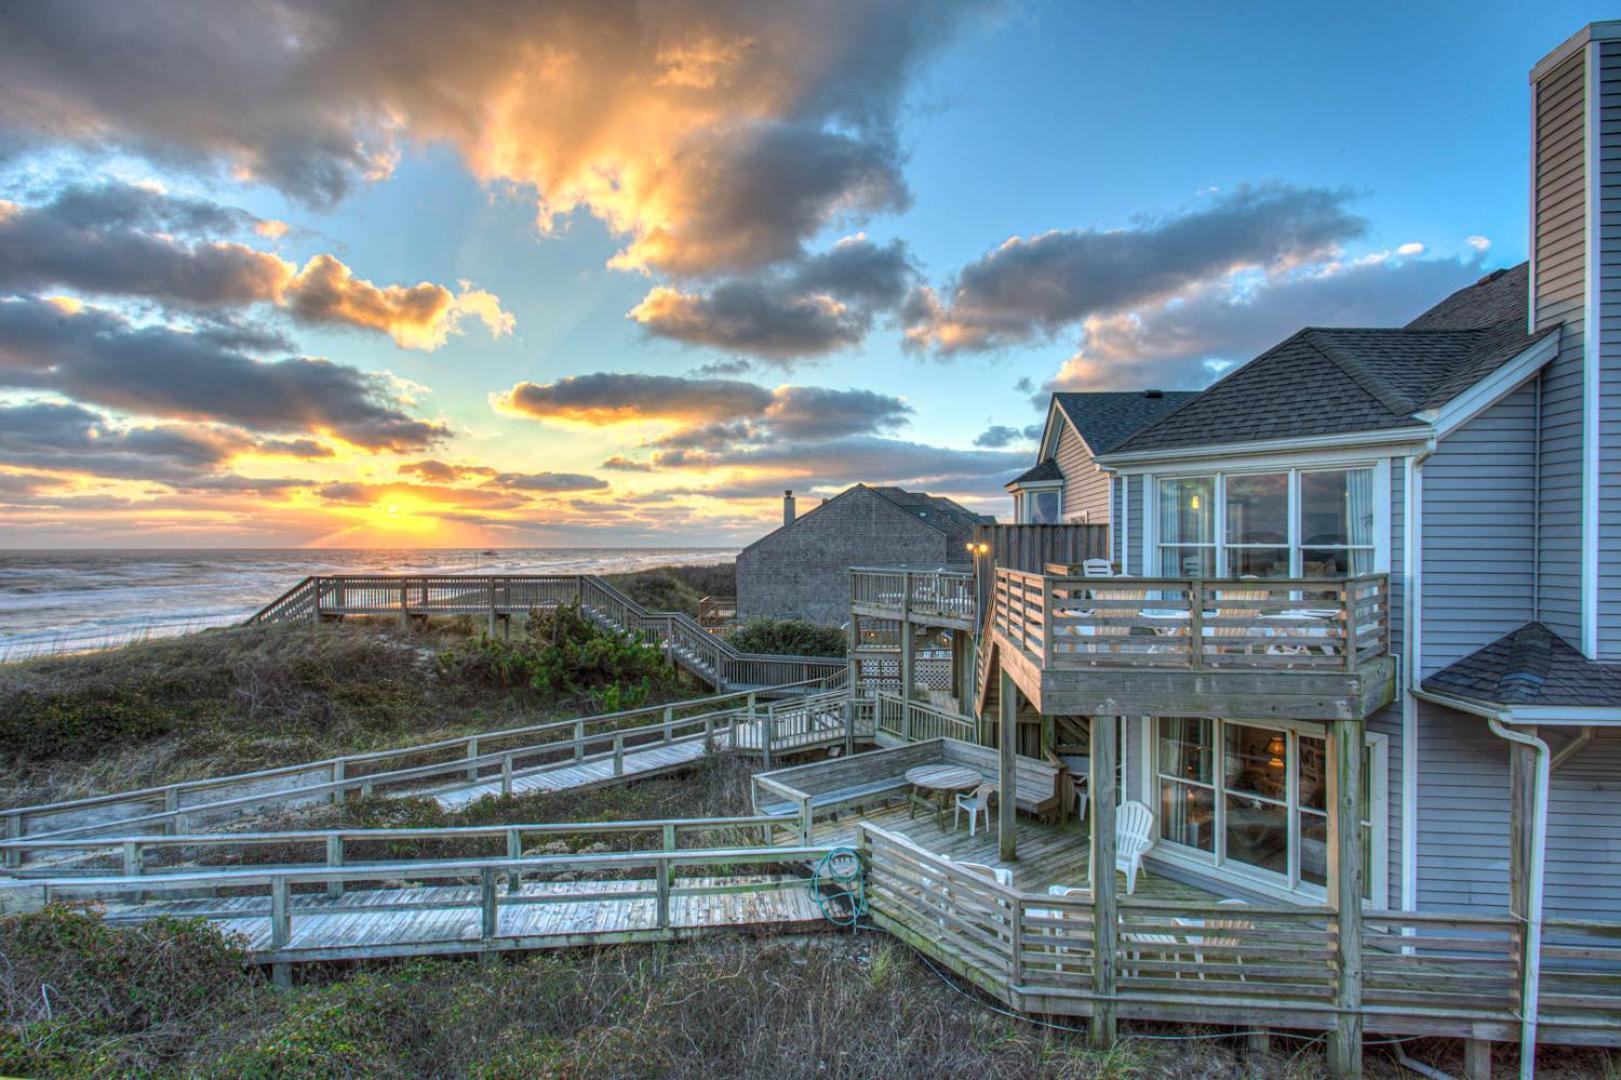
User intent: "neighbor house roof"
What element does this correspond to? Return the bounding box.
[1052,390,1201,454]
[1422,622,1621,709]
[1006,458,1064,487]
[1105,262,1554,457]
[866,485,994,533]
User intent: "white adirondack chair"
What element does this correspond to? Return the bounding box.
[957,860,1013,886]
[1082,558,1114,577]
[1115,800,1155,895]
[954,782,995,837]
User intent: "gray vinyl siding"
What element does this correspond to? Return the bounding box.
[1533,48,1587,645]
[1111,475,1123,563]
[1415,699,1510,913]
[1388,456,1406,667]
[1599,42,1621,659]
[1419,381,1539,676]
[1126,475,1144,575]
[1546,728,1621,918]
[1056,423,1110,523]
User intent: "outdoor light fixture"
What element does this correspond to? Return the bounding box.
[1266,734,1286,769]
[1190,494,1201,510]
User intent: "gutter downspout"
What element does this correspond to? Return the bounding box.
[1414,689,1549,1080]
[1401,438,1436,914]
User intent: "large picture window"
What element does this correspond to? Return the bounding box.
[1155,466,1377,577]
[1155,717,1386,899]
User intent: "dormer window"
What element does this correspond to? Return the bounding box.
[1012,482,1063,524]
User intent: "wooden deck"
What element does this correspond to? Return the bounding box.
[813,803,1214,902]
[992,568,1397,719]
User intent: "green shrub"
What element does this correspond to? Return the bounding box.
[726,619,847,658]
[436,602,677,710]
[603,563,735,617]
[0,904,257,1078]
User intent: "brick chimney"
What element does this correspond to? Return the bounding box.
[783,489,796,526]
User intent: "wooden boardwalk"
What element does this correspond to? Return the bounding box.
[433,740,712,808]
[99,874,827,961]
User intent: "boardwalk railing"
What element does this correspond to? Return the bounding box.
[0,815,802,880]
[2,683,848,845]
[992,569,1390,672]
[859,822,1621,1046]
[867,692,978,744]
[11,843,837,975]
[245,574,848,693]
[849,568,976,624]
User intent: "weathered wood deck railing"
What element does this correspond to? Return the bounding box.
[0,815,802,880]
[859,822,1621,1046]
[12,843,838,978]
[849,567,976,623]
[992,569,1390,671]
[2,683,849,844]
[246,574,848,693]
[864,692,979,745]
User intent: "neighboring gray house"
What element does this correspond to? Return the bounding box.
[989,21,1621,932]
[1005,391,1195,525]
[736,486,992,626]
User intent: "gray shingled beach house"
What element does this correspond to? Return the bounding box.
[735,484,991,626]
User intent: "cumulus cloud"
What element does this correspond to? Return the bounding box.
[0,295,450,450]
[1048,256,1486,391]
[0,399,255,483]
[905,183,1367,354]
[0,183,513,349]
[0,1,989,276]
[645,433,1025,496]
[972,424,1038,449]
[628,236,915,362]
[494,372,775,426]
[489,471,608,492]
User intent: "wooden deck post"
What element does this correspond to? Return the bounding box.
[1088,714,1118,1049]
[480,866,498,945]
[997,667,1018,861]
[270,876,291,989]
[466,737,480,781]
[1326,717,1365,1077]
[325,835,344,899]
[506,829,522,894]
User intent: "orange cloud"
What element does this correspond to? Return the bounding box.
[281,255,514,350]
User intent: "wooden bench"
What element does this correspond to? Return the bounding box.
[750,738,1072,826]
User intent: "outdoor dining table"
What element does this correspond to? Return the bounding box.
[904,764,984,830]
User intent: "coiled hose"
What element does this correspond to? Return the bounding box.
[809,846,865,927]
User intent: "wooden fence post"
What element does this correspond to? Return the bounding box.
[1089,715,1118,1049]
[506,829,522,893]
[1188,581,1205,669]
[480,867,498,959]
[662,705,674,744]
[500,754,513,796]
[325,835,344,899]
[332,759,346,804]
[1326,717,1365,1077]
[998,668,1018,861]
[122,841,144,904]
[466,737,480,781]
[574,720,585,762]
[613,735,624,775]
[655,857,671,929]
[270,877,291,989]
[762,708,775,769]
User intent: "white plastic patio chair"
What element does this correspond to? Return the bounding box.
[954,782,995,837]
[957,860,1013,886]
[1116,800,1155,895]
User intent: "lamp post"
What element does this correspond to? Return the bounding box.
[965,540,991,720]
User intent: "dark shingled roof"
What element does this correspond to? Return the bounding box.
[866,486,994,533]
[1107,263,1554,456]
[1052,390,1201,454]
[1422,622,1621,709]
[1006,458,1063,487]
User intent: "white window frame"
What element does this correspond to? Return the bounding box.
[1012,481,1064,524]
[1150,716,1389,905]
[1149,461,1387,578]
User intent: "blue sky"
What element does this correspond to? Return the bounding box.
[0,1,1607,546]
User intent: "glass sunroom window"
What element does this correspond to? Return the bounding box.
[1157,475,1214,576]
[1300,468,1376,576]
[1155,717,1383,898]
[1224,472,1289,578]
[1153,466,1378,578]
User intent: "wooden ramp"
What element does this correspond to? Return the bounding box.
[99,874,828,963]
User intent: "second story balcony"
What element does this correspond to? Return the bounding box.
[991,567,1396,721]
